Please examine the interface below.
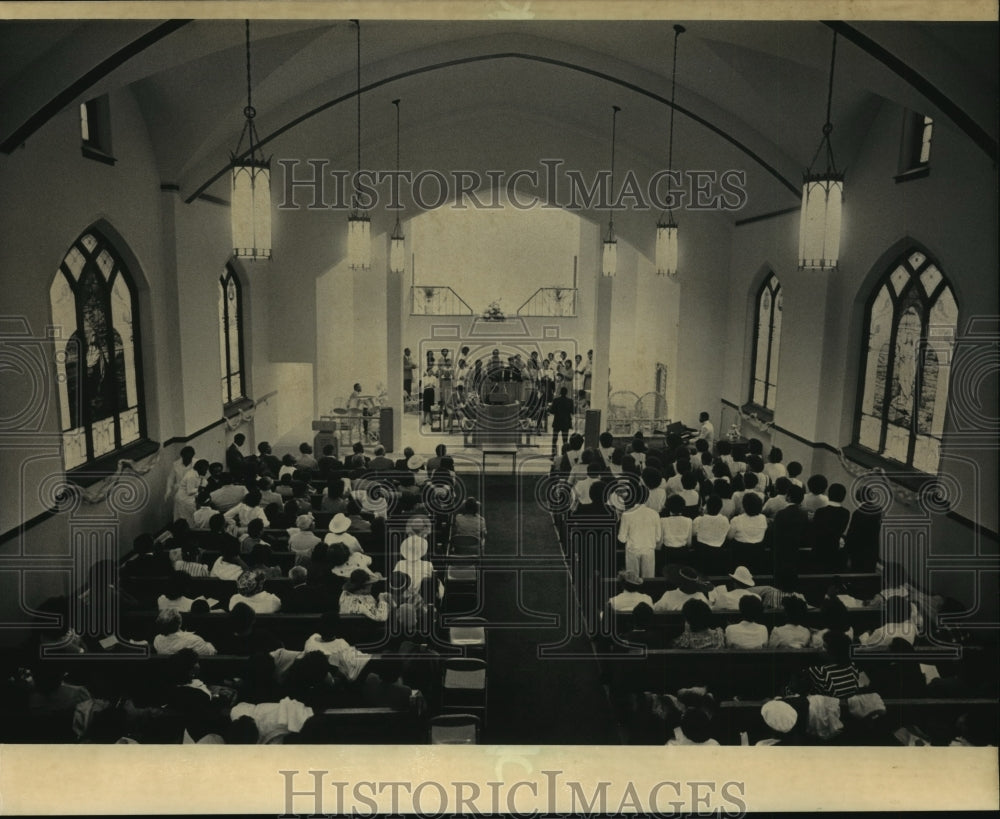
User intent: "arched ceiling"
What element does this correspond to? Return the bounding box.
[1,18,996,221]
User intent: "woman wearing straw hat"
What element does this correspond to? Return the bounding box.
[338,569,389,621]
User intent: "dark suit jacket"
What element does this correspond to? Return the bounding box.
[549,396,575,432]
[260,454,283,478]
[810,505,850,558]
[770,505,810,565]
[844,509,882,572]
[368,456,395,473]
[226,444,245,475]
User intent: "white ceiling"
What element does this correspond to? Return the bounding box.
[1,19,996,218]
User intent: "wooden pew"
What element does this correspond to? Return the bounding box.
[600,646,975,702]
[117,610,482,656]
[119,575,347,609]
[713,697,999,746]
[600,605,888,643]
[119,611,389,651]
[599,573,882,607]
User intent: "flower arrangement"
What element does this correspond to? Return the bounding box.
[482,300,506,321]
[727,423,742,442]
[422,286,438,302]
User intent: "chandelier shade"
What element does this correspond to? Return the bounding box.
[389,225,406,274]
[798,174,843,270]
[231,160,272,260]
[655,218,678,279]
[602,227,618,278]
[348,212,371,270]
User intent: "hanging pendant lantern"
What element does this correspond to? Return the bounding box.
[231,20,272,261]
[347,20,371,270]
[602,105,621,278]
[799,30,844,271]
[655,24,685,278]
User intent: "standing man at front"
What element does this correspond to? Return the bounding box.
[347,383,372,436]
[695,411,714,448]
[403,348,415,400]
[548,386,575,456]
[618,486,660,579]
[227,433,247,480]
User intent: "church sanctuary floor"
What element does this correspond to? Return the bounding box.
[475,472,621,744]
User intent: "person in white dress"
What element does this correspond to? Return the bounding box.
[165,445,195,508]
[174,459,209,528]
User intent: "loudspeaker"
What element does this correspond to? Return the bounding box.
[584,409,602,450]
[379,406,394,452]
[313,431,338,459]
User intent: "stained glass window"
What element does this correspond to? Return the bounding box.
[219,265,246,406]
[750,272,782,411]
[856,249,956,473]
[50,230,145,470]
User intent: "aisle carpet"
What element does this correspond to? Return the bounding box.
[476,473,620,744]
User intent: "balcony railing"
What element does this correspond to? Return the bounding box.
[410,286,474,316]
[516,287,577,317]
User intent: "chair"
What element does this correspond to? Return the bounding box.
[608,390,640,436]
[447,616,487,650]
[443,553,481,616]
[428,713,481,744]
[449,535,482,557]
[635,392,668,437]
[441,657,487,724]
[446,561,478,584]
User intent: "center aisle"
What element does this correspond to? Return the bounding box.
[476,473,621,744]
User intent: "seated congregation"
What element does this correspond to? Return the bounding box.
[2,431,994,747]
[1,436,489,745]
[550,430,999,746]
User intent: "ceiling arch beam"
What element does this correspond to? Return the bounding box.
[825,21,997,162]
[186,51,803,203]
[0,20,190,155]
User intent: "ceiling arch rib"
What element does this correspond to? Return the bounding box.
[184,51,803,204]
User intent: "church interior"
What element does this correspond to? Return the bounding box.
[0,14,997,754]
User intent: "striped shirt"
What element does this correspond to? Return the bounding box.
[808,663,861,697]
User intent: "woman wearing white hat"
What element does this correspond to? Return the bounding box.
[755,698,806,745]
[710,566,761,611]
[288,514,321,560]
[393,520,443,599]
[323,513,362,552]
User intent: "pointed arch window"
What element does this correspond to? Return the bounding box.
[749,272,782,412]
[219,265,246,407]
[855,249,957,474]
[50,230,146,471]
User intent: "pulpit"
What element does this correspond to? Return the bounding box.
[471,402,523,447]
[312,419,339,458]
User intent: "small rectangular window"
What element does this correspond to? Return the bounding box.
[80,96,115,165]
[896,110,931,182]
[79,102,91,143]
[918,115,933,164]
